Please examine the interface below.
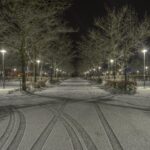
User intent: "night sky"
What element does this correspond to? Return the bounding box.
[65,0,150,73]
[66,0,150,35]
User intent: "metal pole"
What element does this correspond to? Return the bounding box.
[144,52,146,88]
[2,53,5,89]
[37,63,40,80]
[20,77,22,91]
[40,63,43,80]
[111,63,113,80]
[108,60,110,79]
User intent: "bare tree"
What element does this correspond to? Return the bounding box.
[79,5,150,90]
[0,0,73,90]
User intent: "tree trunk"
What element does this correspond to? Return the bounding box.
[34,62,37,83]
[124,63,127,91]
[20,44,26,91]
[124,46,127,91]
[114,60,117,80]
[21,56,26,91]
[50,57,54,83]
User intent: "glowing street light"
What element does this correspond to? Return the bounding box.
[98,66,101,70]
[110,59,114,78]
[142,49,148,88]
[142,49,147,53]
[145,66,149,76]
[145,66,148,70]
[36,59,41,64]
[110,59,114,64]
[13,68,17,72]
[0,49,7,88]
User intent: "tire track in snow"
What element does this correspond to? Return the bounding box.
[62,117,83,150]
[31,116,57,150]
[63,112,98,150]
[46,107,83,150]
[30,102,66,150]
[0,109,15,149]
[7,109,26,150]
[94,104,123,150]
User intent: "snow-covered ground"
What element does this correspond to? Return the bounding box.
[110,86,150,108]
[0,78,150,150]
[137,80,150,87]
[0,80,20,95]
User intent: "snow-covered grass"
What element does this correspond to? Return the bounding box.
[0,80,20,95]
[137,80,150,86]
[0,88,19,95]
[107,86,150,108]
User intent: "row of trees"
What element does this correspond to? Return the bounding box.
[78,6,150,89]
[0,0,74,90]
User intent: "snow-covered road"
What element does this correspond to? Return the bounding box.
[0,78,150,150]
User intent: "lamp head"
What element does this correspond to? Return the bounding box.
[142,49,147,53]
[98,66,101,70]
[110,59,114,63]
[36,60,41,64]
[0,49,7,54]
[93,68,96,71]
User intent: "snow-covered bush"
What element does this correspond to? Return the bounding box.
[27,80,47,89]
[97,78,103,84]
[105,80,137,93]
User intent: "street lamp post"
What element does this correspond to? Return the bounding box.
[36,59,41,75]
[145,66,148,74]
[0,49,7,89]
[36,59,41,81]
[142,49,147,88]
[93,68,96,79]
[145,66,149,80]
[98,66,101,79]
[110,59,114,80]
[56,68,59,80]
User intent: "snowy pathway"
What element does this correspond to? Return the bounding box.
[0,78,150,150]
